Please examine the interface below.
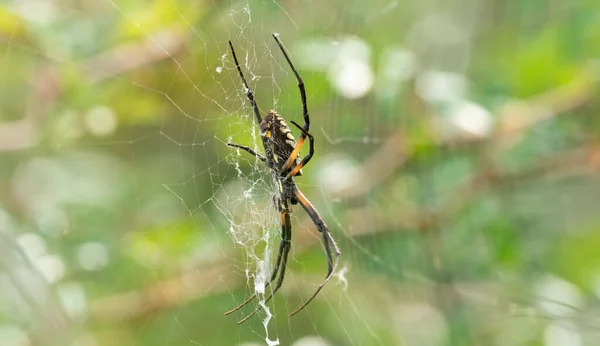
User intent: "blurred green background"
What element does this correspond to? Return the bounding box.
[2,0,600,345]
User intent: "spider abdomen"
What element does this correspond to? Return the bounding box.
[261,110,302,176]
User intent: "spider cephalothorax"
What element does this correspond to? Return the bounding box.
[226,35,340,324]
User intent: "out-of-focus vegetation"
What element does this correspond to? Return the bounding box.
[2,1,600,345]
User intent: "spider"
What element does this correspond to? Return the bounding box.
[225,34,340,324]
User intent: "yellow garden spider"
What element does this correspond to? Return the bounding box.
[225,34,340,324]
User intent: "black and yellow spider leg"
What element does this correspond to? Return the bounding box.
[227,143,266,163]
[272,34,312,172]
[224,201,287,318]
[236,203,292,324]
[282,135,306,172]
[229,41,262,125]
[272,34,308,131]
[289,188,340,316]
[286,121,314,179]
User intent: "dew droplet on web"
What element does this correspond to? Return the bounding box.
[216,67,222,73]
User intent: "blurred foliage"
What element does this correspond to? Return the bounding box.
[2,0,600,346]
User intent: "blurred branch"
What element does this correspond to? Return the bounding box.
[495,62,598,141]
[88,227,330,322]
[89,259,233,323]
[345,142,600,236]
[336,62,598,200]
[83,30,187,83]
[0,229,72,345]
[0,30,187,151]
[0,65,59,150]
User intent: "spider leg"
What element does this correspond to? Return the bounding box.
[227,143,267,163]
[272,34,311,172]
[236,205,292,324]
[269,211,290,283]
[224,209,288,318]
[229,41,262,124]
[289,188,340,317]
[272,34,308,129]
[285,121,314,179]
[281,135,306,173]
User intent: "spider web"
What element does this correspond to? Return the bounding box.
[0,1,377,345]
[96,2,356,344]
[1,1,600,346]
